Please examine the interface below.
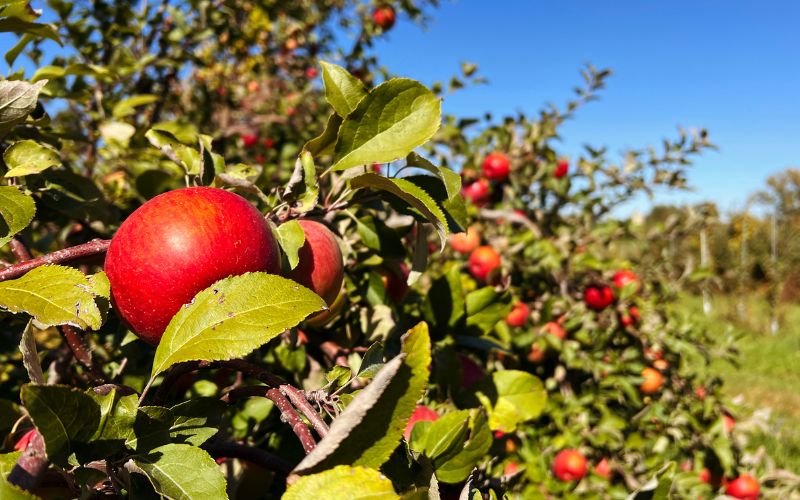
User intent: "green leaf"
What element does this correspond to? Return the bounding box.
[285,465,398,500]
[473,370,547,433]
[0,18,60,45]
[4,33,33,68]
[350,173,448,245]
[99,121,136,146]
[0,79,46,139]
[330,78,441,171]
[31,63,108,82]
[145,128,201,175]
[0,185,35,248]
[112,94,159,118]
[304,113,342,157]
[18,321,43,384]
[0,451,21,477]
[405,153,462,200]
[21,384,101,466]
[132,443,228,500]
[356,341,385,380]
[151,273,326,378]
[465,287,512,335]
[294,322,431,474]
[422,263,465,332]
[275,220,306,271]
[414,410,470,467]
[0,1,39,23]
[0,265,106,329]
[169,398,224,446]
[3,139,61,177]
[436,411,492,484]
[320,61,368,118]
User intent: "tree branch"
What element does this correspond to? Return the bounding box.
[60,325,107,384]
[9,238,32,262]
[0,239,111,282]
[202,441,293,475]
[280,385,329,438]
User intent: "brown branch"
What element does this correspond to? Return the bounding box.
[202,441,293,475]
[60,325,107,384]
[8,430,48,492]
[9,238,32,262]
[0,239,111,282]
[280,385,329,438]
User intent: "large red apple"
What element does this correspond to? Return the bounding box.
[725,474,759,500]
[583,285,614,310]
[482,152,510,181]
[469,245,501,282]
[286,220,344,306]
[105,187,280,344]
[372,5,396,30]
[461,178,490,207]
[450,226,480,254]
[552,449,588,482]
[404,405,438,440]
[505,301,529,327]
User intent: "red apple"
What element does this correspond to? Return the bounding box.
[242,133,258,148]
[372,5,396,30]
[459,354,484,388]
[380,262,410,304]
[695,385,707,399]
[505,301,529,327]
[594,458,611,479]
[723,414,736,433]
[450,226,480,254]
[640,367,665,394]
[482,152,510,181]
[105,187,281,344]
[554,159,568,178]
[527,344,545,363]
[286,220,344,306]
[461,178,490,207]
[612,269,640,291]
[699,468,711,484]
[584,285,614,311]
[305,67,318,79]
[542,321,566,340]
[404,405,438,440]
[620,306,640,327]
[503,461,519,476]
[725,474,759,500]
[552,449,588,482]
[263,138,275,148]
[468,245,501,282]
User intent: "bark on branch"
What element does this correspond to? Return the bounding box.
[0,239,111,282]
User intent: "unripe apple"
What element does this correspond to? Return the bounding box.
[105,187,281,344]
[380,262,409,304]
[461,178,490,207]
[404,405,438,440]
[505,301,529,327]
[594,458,611,480]
[14,429,38,452]
[725,474,759,500]
[459,354,484,388]
[554,159,569,179]
[612,269,640,291]
[449,226,480,254]
[372,5,396,30]
[584,285,614,311]
[286,220,344,306]
[640,367,665,394]
[542,321,566,340]
[468,245,501,282]
[482,152,510,181]
[552,449,588,482]
[242,133,258,148]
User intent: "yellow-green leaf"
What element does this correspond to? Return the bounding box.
[3,139,61,177]
[0,185,35,247]
[285,466,398,500]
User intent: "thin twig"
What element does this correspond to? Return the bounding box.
[280,385,329,438]
[0,239,111,282]
[60,325,107,384]
[9,238,32,262]
[202,441,293,475]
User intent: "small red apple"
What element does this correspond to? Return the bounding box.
[542,321,566,340]
[620,306,640,327]
[527,344,545,363]
[468,245,501,282]
[505,301,529,327]
[449,226,480,254]
[695,385,707,399]
[723,414,736,433]
[482,152,510,181]
[640,367,665,394]
[584,285,614,311]
[503,461,519,476]
[263,138,275,148]
[612,269,640,291]
[461,178,490,207]
[14,429,38,452]
[380,262,410,304]
[286,220,344,306]
[105,187,281,344]
[371,163,382,173]
[725,474,759,500]
[242,133,258,148]
[404,405,438,440]
[552,449,588,482]
[554,159,568,178]
[699,468,711,484]
[594,458,611,479]
[459,354,484,388]
[372,5,396,30]
[305,67,318,79]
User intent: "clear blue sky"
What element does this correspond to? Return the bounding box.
[372,0,800,214]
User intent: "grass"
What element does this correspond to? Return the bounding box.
[679,293,800,471]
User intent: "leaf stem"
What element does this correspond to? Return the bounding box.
[0,239,111,282]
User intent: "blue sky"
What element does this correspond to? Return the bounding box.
[371,0,799,214]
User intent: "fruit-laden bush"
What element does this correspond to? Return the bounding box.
[0,1,797,499]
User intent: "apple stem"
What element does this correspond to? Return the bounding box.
[7,430,48,492]
[202,441,293,475]
[60,325,107,384]
[0,239,111,282]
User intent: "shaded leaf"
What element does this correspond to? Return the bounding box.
[473,370,547,433]
[132,443,227,500]
[3,139,61,177]
[0,79,46,138]
[18,321,44,384]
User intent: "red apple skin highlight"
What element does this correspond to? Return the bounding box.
[105,187,281,345]
[287,220,344,306]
